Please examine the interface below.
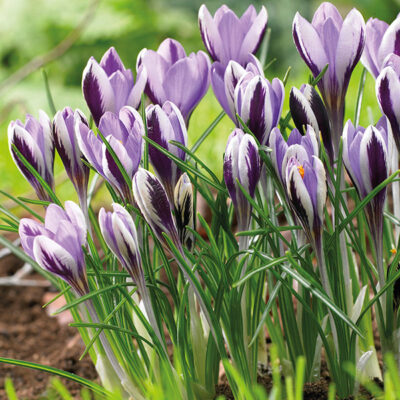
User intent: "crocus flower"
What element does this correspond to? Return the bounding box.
[234,72,284,145]
[76,106,144,203]
[82,47,147,126]
[269,125,319,188]
[99,203,143,286]
[138,39,210,122]
[8,111,54,202]
[19,201,88,296]
[199,4,268,68]
[286,152,326,248]
[99,203,165,346]
[376,54,400,152]
[132,168,181,251]
[361,15,400,78]
[146,101,187,203]
[211,54,263,122]
[289,84,333,164]
[293,2,365,156]
[342,119,389,283]
[53,107,90,209]
[224,129,261,232]
[174,173,194,251]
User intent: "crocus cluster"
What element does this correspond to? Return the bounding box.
[8,2,400,397]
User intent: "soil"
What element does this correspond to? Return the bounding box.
[0,252,97,399]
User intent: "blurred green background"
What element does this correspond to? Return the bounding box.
[1,0,399,201]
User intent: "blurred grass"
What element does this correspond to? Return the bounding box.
[0,0,393,202]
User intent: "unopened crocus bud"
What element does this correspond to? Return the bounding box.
[138,39,210,123]
[342,119,389,259]
[132,168,181,251]
[286,154,326,246]
[224,129,261,232]
[8,111,54,202]
[19,201,88,295]
[146,101,187,203]
[362,15,400,78]
[53,107,90,208]
[99,203,143,286]
[234,73,284,145]
[76,106,144,203]
[199,4,268,68]
[376,54,400,152]
[293,2,365,156]
[82,47,147,126]
[289,84,333,163]
[211,55,263,122]
[174,173,194,251]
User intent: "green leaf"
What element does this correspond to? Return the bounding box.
[0,357,110,398]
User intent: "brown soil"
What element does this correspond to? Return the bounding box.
[0,252,97,399]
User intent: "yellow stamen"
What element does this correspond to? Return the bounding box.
[297,165,305,179]
[391,248,397,255]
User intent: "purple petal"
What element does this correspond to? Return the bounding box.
[19,218,48,259]
[293,12,329,78]
[82,58,115,126]
[199,4,223,62]
[100,47,126,76]
[157,38,186,64]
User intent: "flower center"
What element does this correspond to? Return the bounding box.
[391,248,397,255]
[297,165,305,179]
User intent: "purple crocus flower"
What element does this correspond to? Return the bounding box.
[8,111,54,202]
[269,125,319,187]
[293,2,365,156]
[76,106,144,203]
[198,4,268,68]
[137,39,210,123]
[289,84,333,164]
[99,203,165,347]
[99,203,143,285]
[223,129,261,232]
[82,47,147,126]
[342,118,390,287]
[146,101,188,203]
[234,72,284,145]
[361,15,400,78]
[376,54,400,152]
[19,201,89,296]
[132,168,181,252]
[53,107,90,209]
[211,54,263,122]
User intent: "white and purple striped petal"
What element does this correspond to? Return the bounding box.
[224,129,261,231]
[235,74,284,145]
[53,107,90,205]
[132,168,181,250]
[8,111,54,202]
[146,101,187,203]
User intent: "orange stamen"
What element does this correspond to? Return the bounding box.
[391,248,397,255]
[297,165,305,179]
